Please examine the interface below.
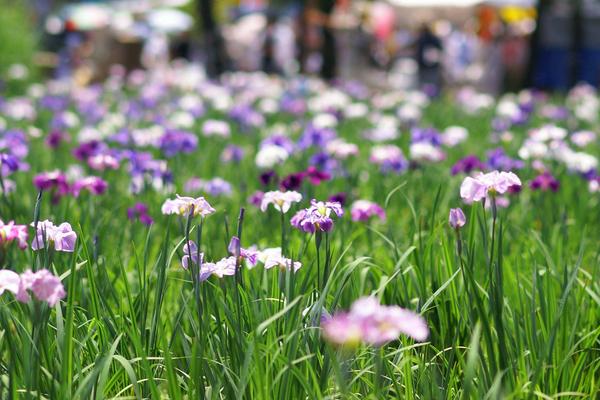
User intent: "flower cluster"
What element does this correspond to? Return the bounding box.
[33,171,108,202]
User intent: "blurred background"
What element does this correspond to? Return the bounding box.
[1,0,599,94]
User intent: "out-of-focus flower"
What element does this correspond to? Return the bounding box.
[370,145,408,174]
[326,139,359,159]
[487,148,524,170]
[72,140,106,161]
[259,170,278,187]
[45,130,69,148]
[410,142,445,163]
[530,172,560,192]
[220,145,244,163]
[451,155,487,175]
[159,130,198,157]
[448,208,466,229]
[322,296,428,348]
[328,192,347,206]
[248,191,265,207]
[350,200,386,222]
[263,255,302,272]
[260,190,302,213]
[571,130,596,147]
[31,220,77,252]
[0,268,65,306]
[304,166,330,185]
[127,202,153,226]
[0,220,28,249]
[298,125,336,149]
[291,199,344,233]
[280,172,305,191]
[0,269,20,296]
[441,126,468,146]
[202,120,230,138]
[321,312,364,348]
[184,177,233,197]
[262,135,296,155]
[255,144,289,169]
[71,176,108,197]
[33,170,70,203]
[161,195,215,217]
[460,171,522,203]
[88,153,119,170]
[17,269,66,306]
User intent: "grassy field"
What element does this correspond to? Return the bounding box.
[0,68,598,399]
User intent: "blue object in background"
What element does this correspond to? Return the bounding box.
[533,47,571,91]
[577,48,600,87]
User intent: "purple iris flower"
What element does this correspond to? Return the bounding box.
[530,172,560,192]
[451,155,487,176]
[73,141,106,161]
[280,172,305,191]
[309,152,340,176]
[261,135,296,154]
[127,202,154,226]
[220,145,245,163]
[259,170,278,187]
[328,192,347,206]
[411,127,442,146]
[298,125,337,150]
[486,148,524,171]
[159,130,198,157]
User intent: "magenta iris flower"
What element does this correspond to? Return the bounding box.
[304,166,331,185]
[33,170,70,203]
[322,297,429,348]
[71,176,108,197]
[530,171,560,192]
[0,220,28,249]
[350,200,386,222]
[451,155,486,176]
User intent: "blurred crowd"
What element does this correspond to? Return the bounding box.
[7,0,537,95]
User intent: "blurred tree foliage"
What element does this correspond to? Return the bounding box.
[0,0,39,85]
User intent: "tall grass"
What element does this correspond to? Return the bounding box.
[0,79,598,400]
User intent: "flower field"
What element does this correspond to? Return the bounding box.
[0,66,599,399]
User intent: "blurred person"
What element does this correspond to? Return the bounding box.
[262,14,278,74]
[416,24,443,89]
[142,31,169,71]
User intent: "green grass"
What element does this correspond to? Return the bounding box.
[0,81,598,400]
